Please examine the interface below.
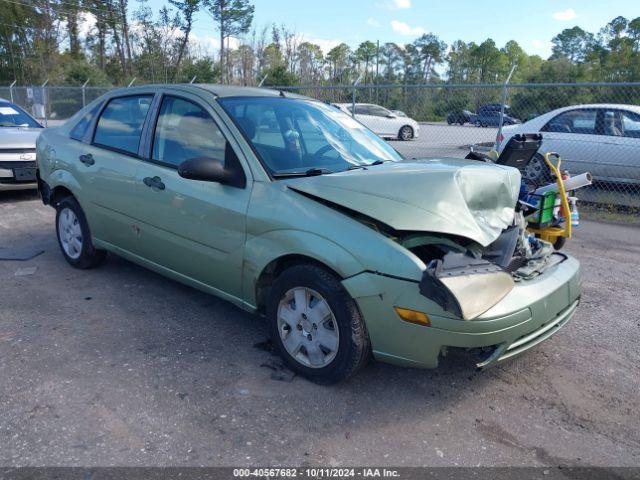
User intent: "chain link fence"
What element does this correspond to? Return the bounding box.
[281,82,640,210]
[1,82,639,209]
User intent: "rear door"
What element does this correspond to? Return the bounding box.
[78,93,154,251]
[133,90,251,300]
[539,108,602,176]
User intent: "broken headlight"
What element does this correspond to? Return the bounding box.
[419,252,514,320]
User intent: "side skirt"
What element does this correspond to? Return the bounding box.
[93,238,257,314]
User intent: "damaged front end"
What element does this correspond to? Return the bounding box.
[401,212,563,321]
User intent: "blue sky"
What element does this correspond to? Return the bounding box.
[146,0,640,58]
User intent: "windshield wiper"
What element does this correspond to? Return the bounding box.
[272,167,334,178]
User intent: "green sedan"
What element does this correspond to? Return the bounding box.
[36,85,581,383]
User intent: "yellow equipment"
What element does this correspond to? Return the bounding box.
[527,152,572,248]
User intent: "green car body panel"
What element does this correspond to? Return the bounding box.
[37,84,581,371]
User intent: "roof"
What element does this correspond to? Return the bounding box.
[194,84,303,98]
[103,84,308,100]
[550,103,640,113]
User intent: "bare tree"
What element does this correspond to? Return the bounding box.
[169,0,200,80]
[204,0,254,82]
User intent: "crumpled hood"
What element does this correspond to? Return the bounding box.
[286,158,521,247]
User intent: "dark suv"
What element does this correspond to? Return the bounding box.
[446,110,477,125]
[475,104,521,127]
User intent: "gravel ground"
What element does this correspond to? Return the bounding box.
[0,190,639,467]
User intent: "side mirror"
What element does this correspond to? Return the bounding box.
[178,157,227,182]
[177,143,247,188]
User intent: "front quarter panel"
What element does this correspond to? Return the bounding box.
[242,181,425,308]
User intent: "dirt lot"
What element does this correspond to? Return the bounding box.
[1,190,639,467]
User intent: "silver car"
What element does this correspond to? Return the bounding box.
[0,99,43,192]
[500,104,640,184]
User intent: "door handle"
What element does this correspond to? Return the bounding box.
[79,153,94,166]
[143,176,165,191]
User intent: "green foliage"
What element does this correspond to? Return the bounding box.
[1,2,639,95]
[262,65,297,86]
[51,54,112,86]
[178,58,220,83]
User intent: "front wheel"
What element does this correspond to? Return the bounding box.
[55,196,106,269]
[267,264,371,384]
[398,125,414,141]
[553,236,567,250]
[523,153,553,185]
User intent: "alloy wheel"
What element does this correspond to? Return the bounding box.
[400,126,413,140]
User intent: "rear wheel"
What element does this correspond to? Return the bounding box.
[398,125,414,141]
[55,196,106,269]
[474,120,481,127]
[267,264,370,384]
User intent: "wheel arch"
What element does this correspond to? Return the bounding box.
[243,230,365,314]
[254,254,345,315]
[47,169,83,206]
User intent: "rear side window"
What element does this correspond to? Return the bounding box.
[542,109,597,134]
[70,102,102,141]
[93,95,153,154]
[152,96,227,168]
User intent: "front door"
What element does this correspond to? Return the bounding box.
[134,93,251,300]
[596,109,640,183]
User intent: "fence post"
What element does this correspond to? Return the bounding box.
[189,76,197,84]
[82,78,90,108]
[127,77,136,88]
[495,65,516,151]
[41,79,49,127]
[9,79,16,103]
[258,74,268,87]
[352,74,363,118]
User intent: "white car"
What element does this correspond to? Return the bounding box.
[500,104,640,184]
[333,103,419,140]
[0,99,43,192]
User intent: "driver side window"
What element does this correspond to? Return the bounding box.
[367,105,390,117]
[152,96,226,168]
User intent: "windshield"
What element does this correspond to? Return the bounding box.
[218,97,402,176]
[0,103,42,128]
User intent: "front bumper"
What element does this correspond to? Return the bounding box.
[342,254,581,369]
[0,160,37,191]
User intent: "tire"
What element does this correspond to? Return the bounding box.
[523,153,553,186]
[55,196,106,269]
[266,264,371,384]
[553,236,567,250]
[447,119,453,125]
[474,120,481,128]
[398,125,414,141]
[458,121,465,126]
